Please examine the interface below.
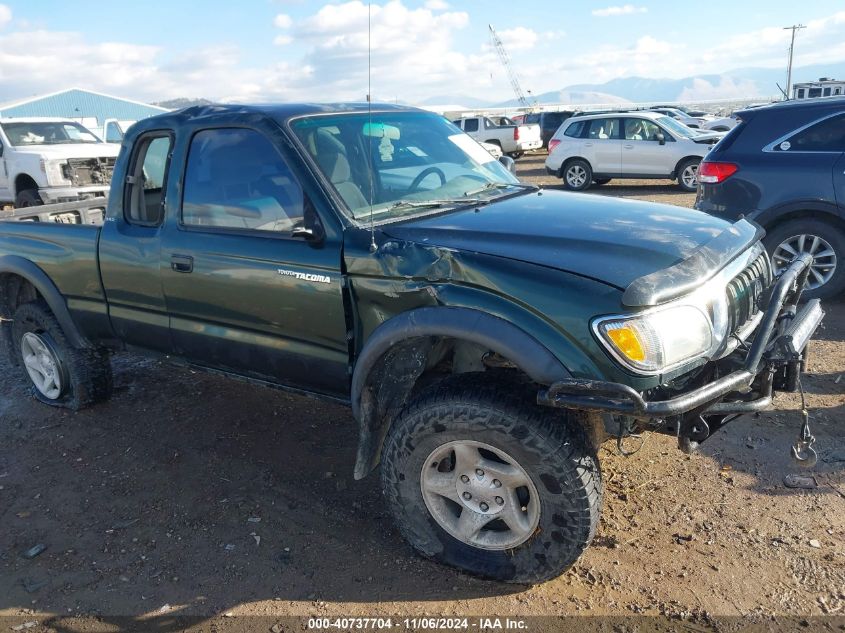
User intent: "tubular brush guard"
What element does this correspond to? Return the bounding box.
[538,254,823,448]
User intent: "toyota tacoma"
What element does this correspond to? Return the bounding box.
[0,104,824,583]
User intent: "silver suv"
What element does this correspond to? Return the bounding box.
[544,111,722,192]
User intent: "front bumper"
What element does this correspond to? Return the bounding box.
[38,185,110,204]
[538,254,823,423]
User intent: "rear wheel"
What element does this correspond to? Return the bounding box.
[562,159,592,192]
[764,218,845,300]
[677,158,700,192]
[15,189,42,208]
[12,302,113,410]
[381,373,602,583]
[508,151,524,160]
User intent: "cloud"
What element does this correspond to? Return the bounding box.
[273,13,293,29]
[497,27,539,51]
[424,0,449,9]
[592,5,648,17]
[273,34,293,46]
[0,4,11,28]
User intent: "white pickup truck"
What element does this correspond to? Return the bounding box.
[452,116,542,159]
[0,117,120,207]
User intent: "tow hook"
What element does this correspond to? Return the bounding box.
[790,376,817,468]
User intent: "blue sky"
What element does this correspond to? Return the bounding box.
[1,1,844,104]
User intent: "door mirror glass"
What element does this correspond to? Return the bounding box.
[498,155,516,174]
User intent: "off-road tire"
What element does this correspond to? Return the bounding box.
[763,218,845,300]
[11,301,113,410]
[381,373,602,584]
[561,159,592,192]
[15,189,43,208]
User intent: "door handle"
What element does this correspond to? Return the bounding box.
[171,254,194,273]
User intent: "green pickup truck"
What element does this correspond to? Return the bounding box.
[0,104,824,583]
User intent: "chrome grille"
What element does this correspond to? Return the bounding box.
[726,252,772,334]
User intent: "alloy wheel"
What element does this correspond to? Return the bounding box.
[772,234,837,290]
[20,332,64,400]
[565,165,587,188]
[420,440,540,550]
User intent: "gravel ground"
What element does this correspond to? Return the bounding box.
[0,154,843,631]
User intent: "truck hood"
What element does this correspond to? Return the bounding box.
[11,144,120,159]
[381,190,730,290]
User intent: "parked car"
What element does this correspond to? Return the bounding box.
[0,117,120,207]
[700,114,740,132]
[0,103,823,584]
[90,118,136,144]
[451,115,542,158]
[546,111,722,191]
[647,107,714,129]
[695,97,845,299]
[522,110,577,148]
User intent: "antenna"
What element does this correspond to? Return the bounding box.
[783,24,806,101]
[367,2,377,253]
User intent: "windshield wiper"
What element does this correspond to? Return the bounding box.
[463,182,540,197]
[389,198,488,212]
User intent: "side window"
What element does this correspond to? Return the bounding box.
[525,114,539,124]
[776,114,845,152]
[463,119,479,133]
[563,121,585,138]
[624,118,661,141]
[823,87,832,97]
[182,128,304,233]
[483,118,497,129]
[587,118,619,140]
[125,134,172,226]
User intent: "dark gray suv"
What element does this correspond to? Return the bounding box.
[695,97,845,299]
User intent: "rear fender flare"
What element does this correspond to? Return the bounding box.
[0,255,91,349]
[350,306,572,479]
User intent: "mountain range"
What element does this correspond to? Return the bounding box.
[421,62,845,108]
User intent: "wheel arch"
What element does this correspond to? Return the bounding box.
[559,156,593,178]
[672,155,703,179]
[350,307,572,480]
[755,204,845,235]
[0,255,91,349]
[13,172,39,197]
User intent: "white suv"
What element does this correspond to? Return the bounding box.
[544,111,722,192]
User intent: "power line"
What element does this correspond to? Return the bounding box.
[783,24,806,100]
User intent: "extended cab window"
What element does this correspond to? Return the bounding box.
[776,114,845,152]
[181,128,304,233]
[125,134,172,226]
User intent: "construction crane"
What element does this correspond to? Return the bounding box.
[488,24,529,108]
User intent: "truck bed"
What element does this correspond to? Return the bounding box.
[0,198,108,335]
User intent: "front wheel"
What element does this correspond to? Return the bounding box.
[677,158,700,192]
[381,374,602,583]
[15,189,43,208]
[593,178,611,186]
[562,159,592,191]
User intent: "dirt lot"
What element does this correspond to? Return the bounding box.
[1,153,843,631]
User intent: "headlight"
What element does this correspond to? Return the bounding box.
[40,159,70,186]
[595,304,716,374]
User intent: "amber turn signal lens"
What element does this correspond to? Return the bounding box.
[606,327,646,362]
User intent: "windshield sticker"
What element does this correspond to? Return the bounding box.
[780,141,791,151]
[448,134,495,165]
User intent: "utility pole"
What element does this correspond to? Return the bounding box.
[783,24,806,100]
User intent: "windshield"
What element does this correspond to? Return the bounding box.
[656,116,696,139]
[1,121,100,146]
[289,111,521,222]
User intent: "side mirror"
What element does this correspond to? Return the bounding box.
[291,218,325,243]
[656,133,666,145]
[498,155,517,174]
